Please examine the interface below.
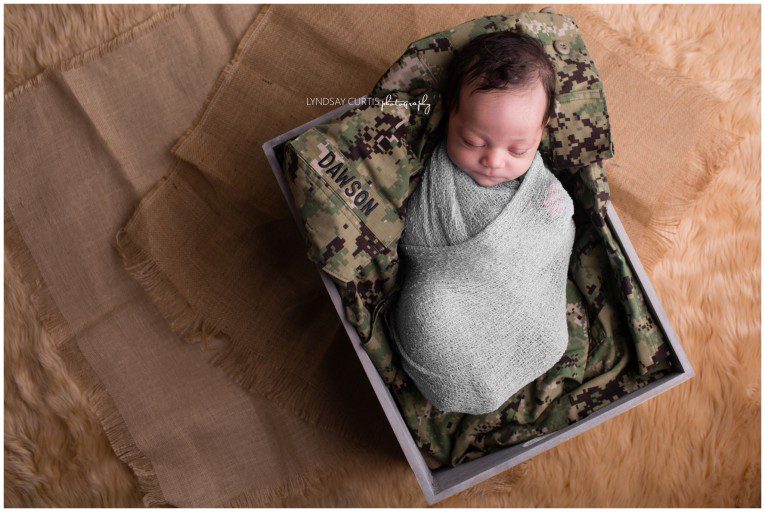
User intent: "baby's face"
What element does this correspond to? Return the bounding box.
[445,79,548,187]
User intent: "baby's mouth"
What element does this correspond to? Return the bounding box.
[474,168,502,178]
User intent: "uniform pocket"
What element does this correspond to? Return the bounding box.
[281,94,429,314]
[283,132,406,284]
[544,88,614,170]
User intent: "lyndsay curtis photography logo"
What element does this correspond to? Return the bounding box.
[305,93,432,115]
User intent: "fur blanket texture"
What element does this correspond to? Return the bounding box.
[4,4,759,507]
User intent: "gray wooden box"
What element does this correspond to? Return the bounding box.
[262,100,694,505]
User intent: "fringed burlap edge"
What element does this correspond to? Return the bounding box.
[5,203,379,508]
[225,447,383,507]
[3,6,201,505]
[113,0,382,453]
[114,218,395,507]
[171,4,273,155]
[5,3,380,506]
[568,6,744,270]
[4,206,168,507]
[4,4,190,104]
[113,210,381,455]
[641,126,742,269]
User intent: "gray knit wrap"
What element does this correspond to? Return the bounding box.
[390,141,576,415]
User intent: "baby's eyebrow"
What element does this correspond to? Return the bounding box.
[461,126,486,138]
[460,127,529,144]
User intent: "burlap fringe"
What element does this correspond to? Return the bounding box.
[112,0,380,456]
[208,328,377,450]
[226,448,372,507]
[7,3,372,506]
[9,207,374,507]
[113,225,227,349]
[569,6,744,269]
[5,206,168,507]
[638,126,742,270]
[6,205,372,507]
[171,4,273,156]
[113,219,378,453]
[113,223,392,506]
[4,4,190,104]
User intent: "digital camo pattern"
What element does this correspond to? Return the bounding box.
[282,11,677,468]
[283,90,444,337]
[371,11,614,171]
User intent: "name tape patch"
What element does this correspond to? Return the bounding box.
[304,146,403,247]
[315,150,380,216]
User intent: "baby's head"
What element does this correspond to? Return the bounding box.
[443,31,556,187]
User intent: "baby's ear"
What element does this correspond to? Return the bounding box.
[541,120,550,138]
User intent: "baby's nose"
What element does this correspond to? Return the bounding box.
[481,151,504,169]
[482,159,503,169]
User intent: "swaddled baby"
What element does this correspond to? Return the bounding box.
[389,31,576,415]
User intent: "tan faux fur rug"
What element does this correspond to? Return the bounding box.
[4,4,760,507]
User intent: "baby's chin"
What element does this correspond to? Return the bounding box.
[465,171,515,188]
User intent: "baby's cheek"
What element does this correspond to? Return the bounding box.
[446,142,470,168]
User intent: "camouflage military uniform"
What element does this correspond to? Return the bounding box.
[282,11,677,468]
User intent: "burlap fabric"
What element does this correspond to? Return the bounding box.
[6,3,740,507]
[5,5,396,507]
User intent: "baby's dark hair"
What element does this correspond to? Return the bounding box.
[443,31,557,128]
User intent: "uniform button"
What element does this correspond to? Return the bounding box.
[553,40,570,55]
[540,7,555,13]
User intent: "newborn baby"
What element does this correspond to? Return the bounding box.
[389,31,576,415]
